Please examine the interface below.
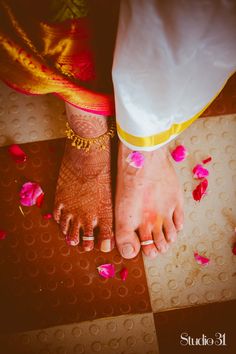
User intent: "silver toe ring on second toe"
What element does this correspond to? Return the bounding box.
[82,236,95,241]
[140,239,154,246]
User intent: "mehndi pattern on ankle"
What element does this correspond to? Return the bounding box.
[65,119,116,152]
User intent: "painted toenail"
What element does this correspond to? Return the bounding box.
[84,245,93,252]
[122,243,134,257]
[66,236,79,246]
[100,239,111,253]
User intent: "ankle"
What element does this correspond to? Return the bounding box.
[65,103,108,138]
[122,142,168,162]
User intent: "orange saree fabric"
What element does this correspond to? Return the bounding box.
[0,0,119,115]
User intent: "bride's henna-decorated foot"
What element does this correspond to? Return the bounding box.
[53,103,114,252]
[115,142,184,259]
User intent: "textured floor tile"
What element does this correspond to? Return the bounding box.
[0,82,66,147]
[154,300,236,354]
[0,139,151,333]
[0,313,159,354]
[0,73,236,147]
[143,115,236,312]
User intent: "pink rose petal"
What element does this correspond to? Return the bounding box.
[8,144,27,163]
[194,252,210,266]
[202,156,212,164]
[171,145,188,162]
[43,213,52,220]
[0,230,7,240]
[120,267,128,281]
[36,193,44,208]
[192,179,208,201]
[97,263,115,279]
[192,164,209,179]
[232,243,236,256]
[20,182,44,207]
[126,151,145,169]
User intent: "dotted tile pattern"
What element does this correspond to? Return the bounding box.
[0,82,66,147]
[0,139,151,333]
[143,114,236,313]
[0,313,159,354]
[0,73,236,147]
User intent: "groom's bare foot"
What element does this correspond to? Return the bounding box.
[53,103,114,252]
[115,143,184,259]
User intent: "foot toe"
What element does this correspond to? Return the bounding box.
[173,204,184,231]
[163,218,177,243]
[66,218,80,246]
[116,230,140,259]
[153,226,169,253]
[140,239,158,258]
[98,220,115,253]
[53,203,63,223]
[82,223,94,252]
[99,233,115,253]
[60,213,72,235]
[139,225,158,259]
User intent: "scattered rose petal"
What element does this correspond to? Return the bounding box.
[194,252,210,266]
[192,164,209,179]
[43,213,52,220]
[20,182,44,207]
[202,156,212,164]
[192,179,208,201]
[232,243,236,255]
[126,151,145,169]
[0,230,7,240]
[66,235,79,247]
[97,263,115,279]
[171,145,188,162]
[36,192,44,207]
[8,144,27,163]
[120,267,128,281]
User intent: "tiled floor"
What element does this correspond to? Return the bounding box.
[1,313,159,354]
[0,75,236,354]
[145,114,236,313]
[0,139,151,333]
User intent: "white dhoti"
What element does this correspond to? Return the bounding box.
[112,0,236,151]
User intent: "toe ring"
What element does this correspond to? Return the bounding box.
[83,236,94,241]
[140,240,154,246]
